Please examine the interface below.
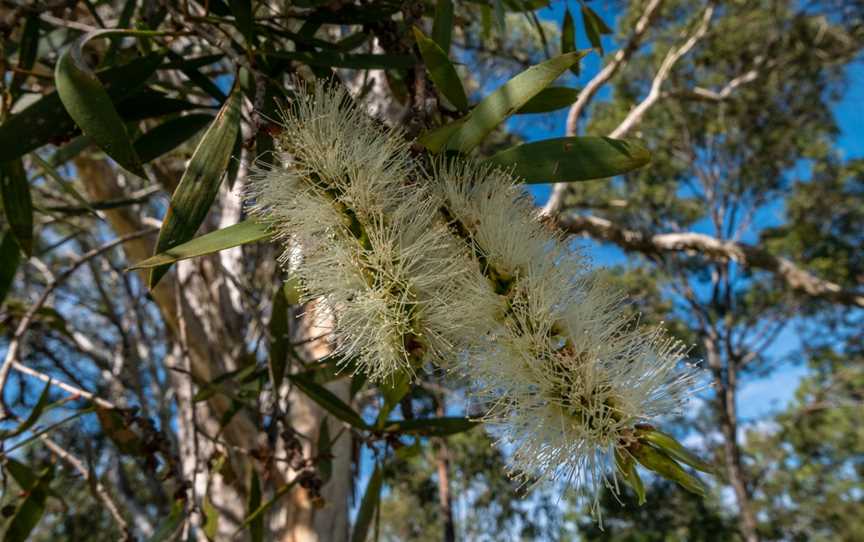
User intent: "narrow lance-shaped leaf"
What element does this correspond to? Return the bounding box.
[247,471,263,542]
[445,51,586,153]
[486,136,650,183]
[229,0,255,46]
[30,153,98,217]
[147,499,185,542]
[0,53,164,164]
[432,0,454,52]
[581,5,613,55]
[134,113,214,163]
[350,465,383,542]
[382,416,479,437]
[288,373,369,429]
[418,118,466,153]
[633,444,707,497]
[234,479,300,536]
[131,220,269,270]
[0,231,22,307]
[55,33,158,177]
[149,84,242,288]
[0,159,32,257]
[9,14,40,98]
[561,9,579,75]
[4,464,53,542]
[269,286,291,391]
[615,450,646,505]
[0,381,52,440]
[516,87,580,114]
[413,27,469,111]
[639,428,717,474]
[317,419,333,483]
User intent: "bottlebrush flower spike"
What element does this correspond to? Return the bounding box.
[432,159,707,509]
[246,83,491,382]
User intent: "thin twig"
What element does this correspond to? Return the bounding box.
[0,228,158,418]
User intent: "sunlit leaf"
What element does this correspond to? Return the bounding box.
[131,220,268,270]
[486,136,650,183]
[444,52,586,153]
[516,87,580,114]
[149,84,242,288]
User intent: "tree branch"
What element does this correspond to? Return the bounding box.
[557,213,864,308]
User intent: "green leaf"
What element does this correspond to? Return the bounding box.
[202,495,219,541]
[432,0,454,53]
[375,372,411,428]
[516,87,580,114]
[581,5,612,55]
[288,373,368,429]
[165,50,226,102]
[235,479,299,536]
[269,287,291,392]
[0,52,163,164]
[445,52,586,153]
[229,0,255,46]
[55,38,147,177]
[486,136,650,183]
[382,416,478,437]
[134,113,214,163]
[615,450,646,505]
[247,471,263,542]
[0,160,32,257]
[633,444,707,497]
[317,419,333,483]
[147,499,185,542]
[9,14,40,99]
[561,9,579,75]
[267,51,415,70]
[413,27,468,111]
[3,465,52,542]
[639,428,717,475]
[350,465,382,542]
[0,382,51,440]
[417,119,466,153]
[192,363,260,404]
[0,231,21,307]
[493,0,506,35]
[131,220,268,270]
[4,458,39,490]
[148,84,242,288]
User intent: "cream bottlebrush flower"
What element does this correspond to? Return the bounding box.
[246,83,492,382]
[433,159,702,502]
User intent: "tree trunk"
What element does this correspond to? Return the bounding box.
[704,336,759,542]
[74,157,352,540]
